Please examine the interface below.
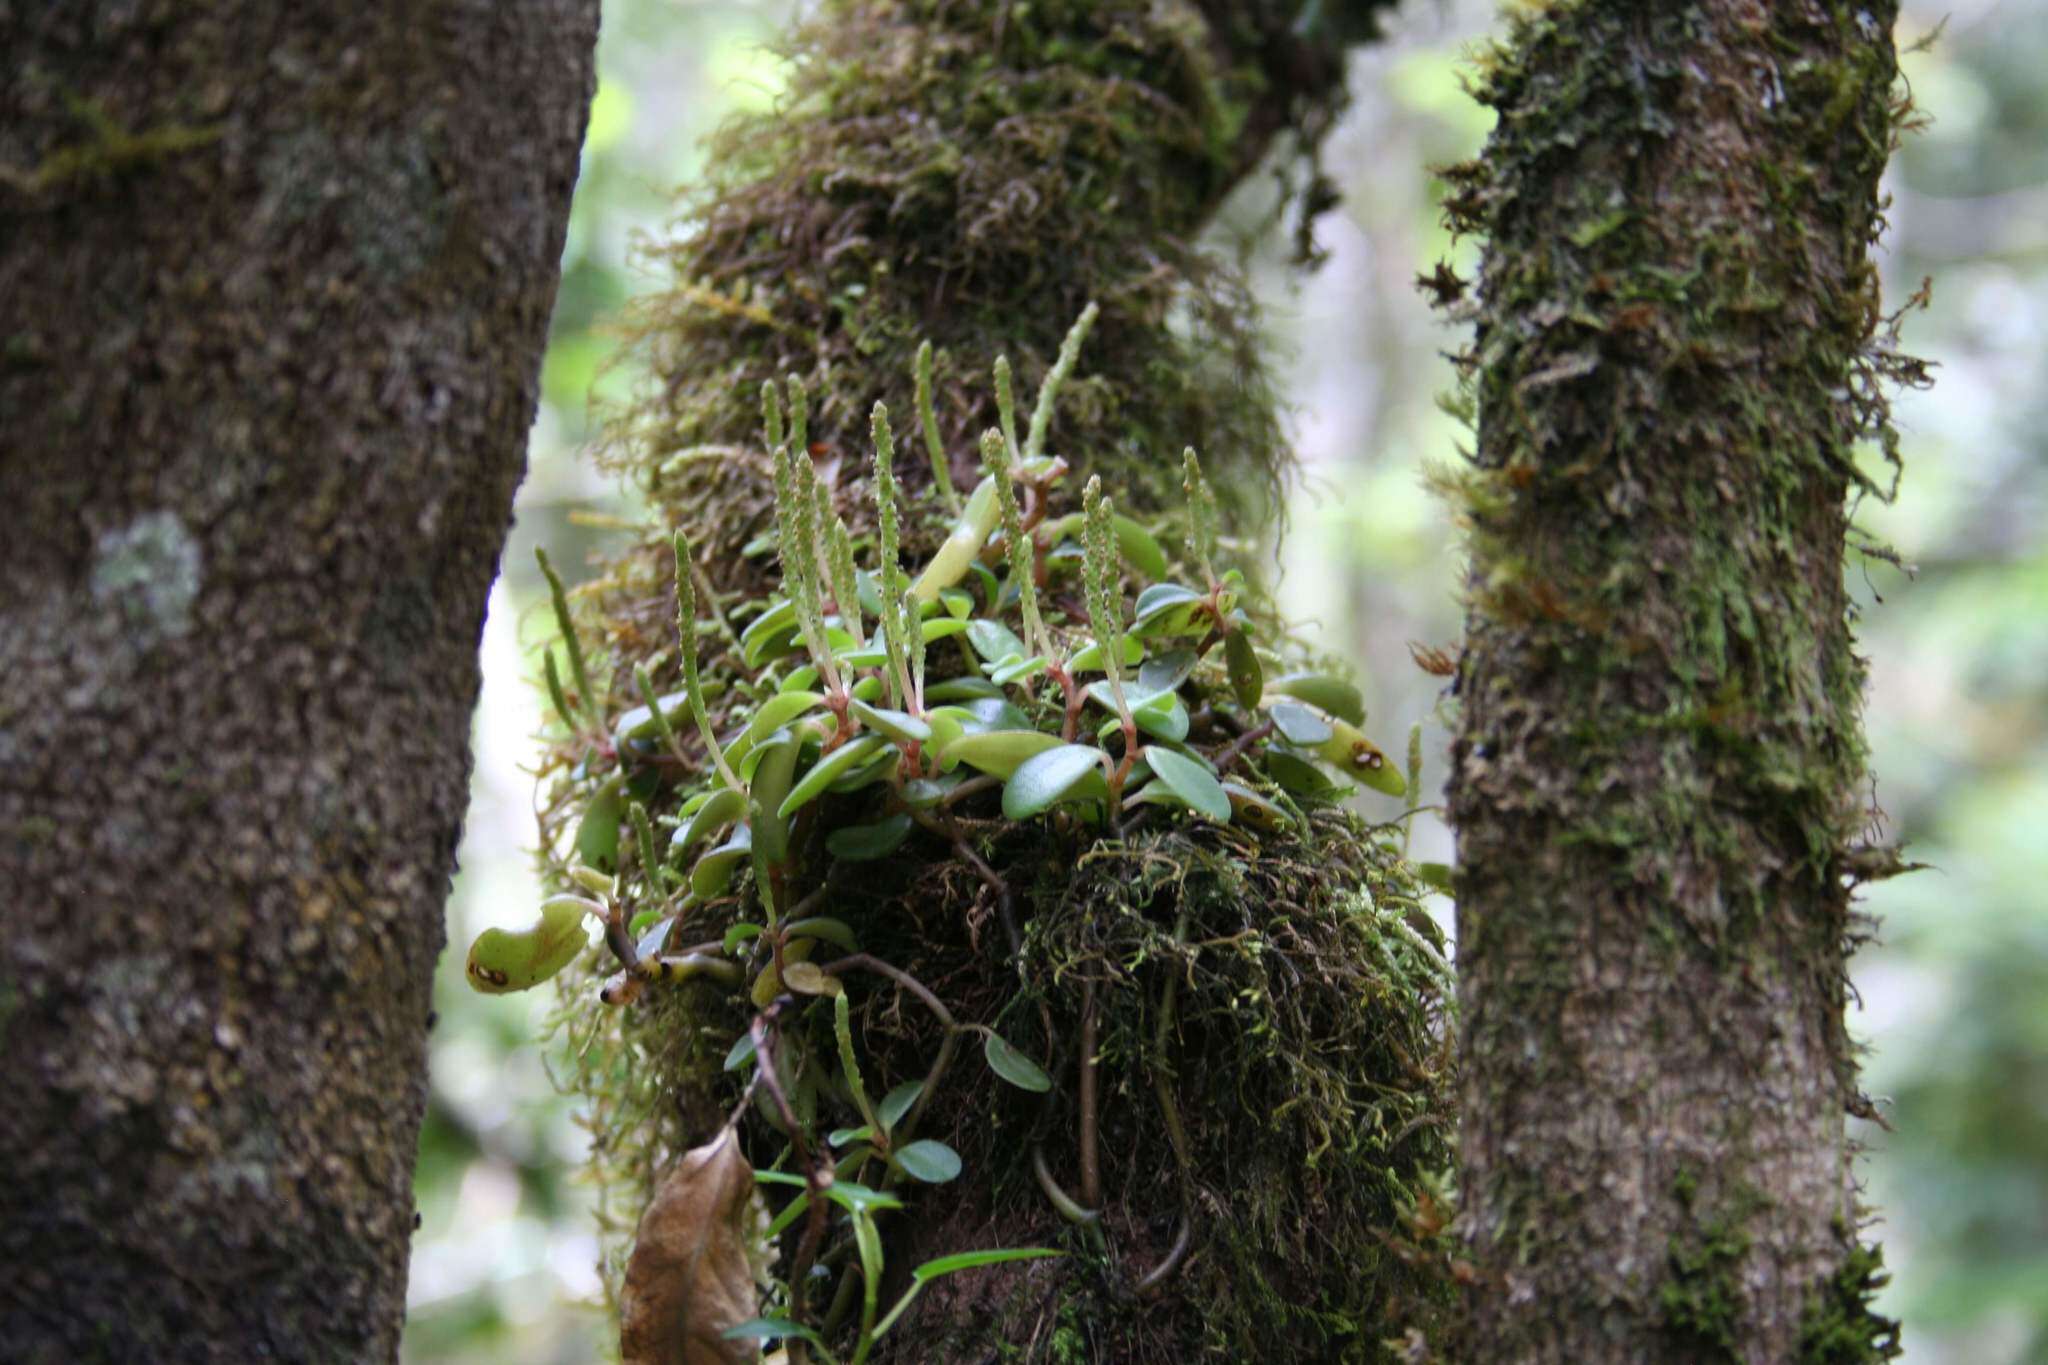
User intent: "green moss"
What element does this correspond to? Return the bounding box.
[597,0,1323,572]
[1659,1212,1750,1358]
[1438,1,1925,1352]
[1796,1234,1903,1364]
[522,4,1449,1358]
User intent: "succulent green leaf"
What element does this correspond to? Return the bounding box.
[827,813,916,861]
[911,1247,1062,1284]
[1111,513,1168,579]
[941,729,1064,779]
[691,826,753,899]
[722,1030,757,1071]
[1313,719,1408,796]
[464,895,593,994]
[1133,582,1203,619]
[1002,744,1109,820]
[900,773,964,808]
[612,691,693,750]
[954,696,1032,732]
[747,690,826,741]
[1084,682,1189,743]
[988,654,1049,685]
[741,598,800,667]
[782,916,860,952]
[1143,746,1232,822]
[576,783,623,870]
[1224,629,1264,710]
[1065,636,1145,673]
[779,735,886,820]
[983,1033,1053,1092]
[1129,584,1211,639]
[1266,672,1366,725]
[893,1139,963,1184]
[722,1319,828,1351]
[1220,782,1294,831]
[1263,748,1338,795]
[849,699,931,744]
[877,1080,924,1134]
[913,475,1000,603]
[1269,700,1334,746]
[1137,649,1199,695]
[826,746,897,794]
[965,619,1028,665]
[634,915,676,962]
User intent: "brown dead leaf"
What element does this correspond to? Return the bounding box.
[620,1131,764,1365]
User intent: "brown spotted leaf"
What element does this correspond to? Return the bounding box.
[620,1131,763,1365]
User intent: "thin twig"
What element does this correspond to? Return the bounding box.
[1077,980,1100,1209]
[1213,718,1275,775]
[908,806,1020,954]
[751,1012,830,1353]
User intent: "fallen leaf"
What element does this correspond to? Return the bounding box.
[621,1131,764,1364]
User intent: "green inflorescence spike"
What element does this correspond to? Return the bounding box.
[673,531,743,793]
[993,354,1022,462]
[915,339,959,513]
[1181,446,1219,587]
[871,402,915,709]
[982,428,1047,662]
[1026,301,1099,462]
[828,514,862,649]
[1082,476,1130,720]
[535,546,595,724]
[761,379,784,458]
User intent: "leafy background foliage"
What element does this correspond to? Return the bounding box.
[404,0,2047,1360]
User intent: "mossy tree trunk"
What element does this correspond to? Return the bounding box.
[0,4,595,1359]
[1443,3,1915,1361]
[554,3,1463,1362]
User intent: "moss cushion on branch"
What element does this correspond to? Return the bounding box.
[500,328,1454,1360]
[496,0,1453,1359]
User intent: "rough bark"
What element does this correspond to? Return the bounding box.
[1442,3,1912,1362]
[0,3,596,1360]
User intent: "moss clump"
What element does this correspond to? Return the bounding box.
[505,2,1456,1359]
[597,0,1375,594]
[1796,1231,1902,1364]
[1659,1217,1749,1359]
[527,404,1456,1359]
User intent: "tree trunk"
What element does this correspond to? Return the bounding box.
[1443,3,1913,1361]
[0,4,596,1359]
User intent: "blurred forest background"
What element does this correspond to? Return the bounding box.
[402,1,2048,1360]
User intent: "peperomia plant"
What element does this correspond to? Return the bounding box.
[469,306,1421,1360]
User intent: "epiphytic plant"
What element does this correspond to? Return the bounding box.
[470,307,1436,1361]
